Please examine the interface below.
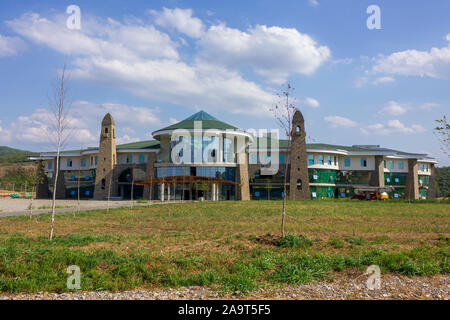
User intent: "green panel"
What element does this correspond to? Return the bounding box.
[308,169,337,183]
[384,172,407,185]
[418,175,429,187]
[419,189,428,199]
[310,186,335,199]
[336,171,371,185]
[387,187,405,199]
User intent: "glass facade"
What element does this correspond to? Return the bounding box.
[384,172,407,185]
[196,167,235,182]
[336,170,371,185]
[308,169,337,183]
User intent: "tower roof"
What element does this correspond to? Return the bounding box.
[153,110,239,134]
[102,113,115,126]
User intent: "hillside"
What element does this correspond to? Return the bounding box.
[0,146,37,164]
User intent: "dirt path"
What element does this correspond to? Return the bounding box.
[2,273,448,300]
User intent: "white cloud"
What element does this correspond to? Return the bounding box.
[419,102,440,110]
[372,43,450,79]
[6,10,329,116]
[446,34,450,42]
[380,101,408,116]
[324,115,357,128]
[198,24,331,83]
[308,0,319,7]
[0,34,26,57]
[0,101,161,149]
[373,76,395,85]
[150,7,204,38]
[117,135,140,145]
[303,97,320,108]
[7,13,179,61]
[361,120,426,135]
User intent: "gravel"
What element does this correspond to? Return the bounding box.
[2,273,448,300]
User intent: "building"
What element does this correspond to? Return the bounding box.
[34,110,437,201]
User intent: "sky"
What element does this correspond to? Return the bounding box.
[0,0,449,165]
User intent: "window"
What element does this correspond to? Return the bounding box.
[67,159,73,167]
[81,158,87,167]
[361,157,367,167]
[90,157,93,166]
[127,155,133,164]
[420,164,424,171]
[383,160,386,168]
[101,179,105,190]
[334,156,337,166]
[48,161,53,170]
[389,160,394,169]
[296,179,302,190]
[327,155,332,165]
[279,153,285,164]
[308,154,314,165]
[105,128,108,134]
[319,155,324,165]
[344,158,351,167]
[95,156,98,165]
[139,155,145,163]
[398,160,404,169]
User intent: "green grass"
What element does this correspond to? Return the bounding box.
[0,199,448,294]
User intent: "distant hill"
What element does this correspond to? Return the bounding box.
[0,146,38,164]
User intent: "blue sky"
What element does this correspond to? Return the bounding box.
[0,0,449,165]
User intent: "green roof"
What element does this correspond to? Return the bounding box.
[154,110,239,132]
[116,140,160,150]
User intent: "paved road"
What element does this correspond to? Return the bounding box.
[0,199,153,218]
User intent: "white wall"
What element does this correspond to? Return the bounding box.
[337,155,375,171]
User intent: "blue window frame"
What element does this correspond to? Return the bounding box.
[48,161,53,170]
[279,153,285,164]
[361,157,367,167]
[398,160,404,169]
[318,155,324,165]
[67,159,73,167]
[389,160,394,169]
[344,158,351,167]
[308,154,314,165]
[139,155,145,163]
[327,155,332,165]
[81,158,87,167]
[420,163,424,171]
[127,155,133,164]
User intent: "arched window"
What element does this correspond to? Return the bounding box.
[297,179,302,190]
[105,127,108,134]
[101,179,106,190]
[296,126,301,132]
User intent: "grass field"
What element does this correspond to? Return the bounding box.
[0,199,449,294]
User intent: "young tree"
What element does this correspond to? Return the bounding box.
[48,64,72,241]
[270,83,297,238]
[434,115,450,158]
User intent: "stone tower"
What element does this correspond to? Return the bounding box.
[93,113,117,200]
[289,110,310,200]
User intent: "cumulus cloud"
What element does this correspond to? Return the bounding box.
[419,102,440,110]
[373,76,395,85]
[303,97,320,108]
[361,120,426,135]
[198,24,331,83]
[7,11,280,116]
[0,34,26,57]
[324,115,357,128]
[379,101,408,116]
[372,43,450,79]
[0,101,161,149]
[150,7,204,38]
